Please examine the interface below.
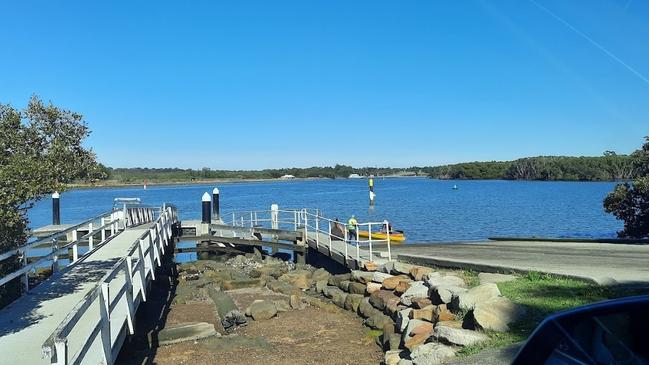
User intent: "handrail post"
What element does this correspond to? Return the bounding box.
[250,211,254,227]
[21,248,28,292]
[71,230,78,263]
[88,222,94,251]
[99,282,112,364]
[385,220,392,261]
[327,221,332,253]
[368,223,373,262]
[315,213,319,248]
[355,224,360,262]
[231,212,235,227]
[101,217,106,241]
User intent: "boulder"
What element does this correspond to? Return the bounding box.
[387,333,402,351]
[267,279,300,296]
[396,308,412,332]
[272,299,291,312]
[332,291,348,308]
[450,283,501,311]
[370,290,401,311]
[383,275,411,290]
[410,307,435,322]
[435,304,455,322]
[404,332,429,351]
[351,270,375,284]
[430,285,467,305]
[157,322,219,346]
[372,272,394,284]
[311,268,331,283]
[278,270,312,289]
[434,323,489,347]
[247,300,277,321]
[348,282,367,295]
[323,286,344,299]
[364,261,379,271]
[400,281,428,306]
[478,272,517,285]
[315,280,328,294]
[409,266,435,281]
[470,296,525,332]
[358,297,379,318]
[398,359,414,365]
[404,319,432,338]
[425,274,466,289]
[410,342,456,365]
[437,320,463,329]
[338,280,351,292]
[328,273,352,287]
[343,293,365,312]
[366,282,382,294]
[394,281,412,295]
[385,350,402,365]
[391,261,416,275]
[411,297,432,309]
[365,312,394,330]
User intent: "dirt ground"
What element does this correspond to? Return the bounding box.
[120,285,383,365]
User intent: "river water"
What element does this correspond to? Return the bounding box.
[27,178,622,242]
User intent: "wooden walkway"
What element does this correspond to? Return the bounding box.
[0,208,174,365]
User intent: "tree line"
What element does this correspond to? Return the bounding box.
[427,154,637,181]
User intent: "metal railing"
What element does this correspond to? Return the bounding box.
[41,205,176,365]
[0,206,158,295]
[224,207,393,262]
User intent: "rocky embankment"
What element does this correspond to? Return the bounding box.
[170,255,523,365]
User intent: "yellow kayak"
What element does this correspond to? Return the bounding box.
[358,230,406,242]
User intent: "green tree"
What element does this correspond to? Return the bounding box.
[604,137,649,238]
[0,96,105,307]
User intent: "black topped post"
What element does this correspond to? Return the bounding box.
[212,187,220,220]
[202,192,211,223]
[52,191,61,225]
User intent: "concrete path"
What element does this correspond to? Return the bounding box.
[389,240,649,285]
[0,224,153,365]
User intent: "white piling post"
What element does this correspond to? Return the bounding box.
[385,220,392,261]
[271,204,279,230]
[71,230,78,263]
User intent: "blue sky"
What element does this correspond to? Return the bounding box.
[1,0,649,169]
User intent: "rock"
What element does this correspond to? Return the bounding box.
[247,300,278,321]
[332,291,348,308]
[411,297,432,309]
[398,359,414,365]
[343,293,365,312]
[396,308,412,332]
[157,322,219,346]
[410,342,456,365]
[391,262,416,276]
[222,278,262,290]
[430,285,467,305]
[328,273,352,286]
[351,270,375,284]
[323,286,343,299]
[385,350,402,365]
[404,319,431,338]
[365,312,394,330]
[434,323,489,347]
[348,282,367,294]
[383,275,411,290]
[267,279,300,296]
[478,272,517,285]
[470,296,525,332]
[364,261,379,271]
[410,321,434,336]
[437,320,463,329]
[394,281,412,295]
[278,270,312,289]
[400,281,428,306]
[358,297,378,318]
[410,308,435,322]
[366,282,382,294]
[311,268,331,283]
[370,290,401,311]
[338,280,351,292]
[451,283,501,311]
[272,299,290,312]
[410,266,435,281]
[435,304,455,322]
[289,294,305,310]
[385,300,405,316]
[315,280,328,294]
[425,274,467,288]
[372,272,394,284]
[404,332,429,351]
[388,333,402,351]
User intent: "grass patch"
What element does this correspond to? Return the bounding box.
[457,273,648,357]
[461,270,480,288]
